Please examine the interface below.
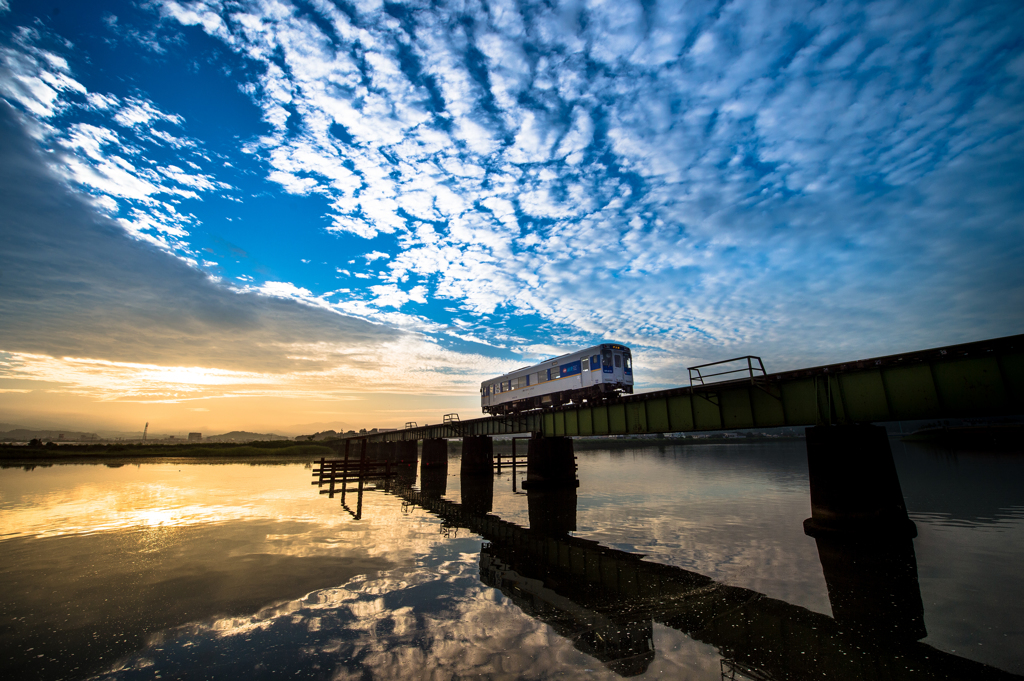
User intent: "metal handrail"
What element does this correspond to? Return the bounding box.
[689,356,767,386]
[443,413,460,424]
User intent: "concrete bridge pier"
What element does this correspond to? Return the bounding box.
[394,440,418,485]
[421,438,448,498]
[803,425,916,538]
[395,439,417,462]
[460,436,494,514]
[523,436,578,489]
[461,435,494,477]
[364,440,383,461]
[422,438,448,465]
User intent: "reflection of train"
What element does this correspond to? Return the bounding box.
[481,344,634,415]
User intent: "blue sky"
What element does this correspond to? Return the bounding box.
[0,0,1022,432]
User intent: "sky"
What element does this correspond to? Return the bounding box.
[0,0,1022,435]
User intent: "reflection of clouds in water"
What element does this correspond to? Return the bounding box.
[95,560,640,681]
[575,448,831,615]
[0,465,445,559]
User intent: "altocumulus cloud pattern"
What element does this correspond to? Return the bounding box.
[0,0,1022,394]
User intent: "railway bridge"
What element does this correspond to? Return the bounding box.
[325,334,1024,536]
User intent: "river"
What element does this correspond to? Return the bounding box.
[1,438,1021,680]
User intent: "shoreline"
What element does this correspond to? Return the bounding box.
[0,436,806,466]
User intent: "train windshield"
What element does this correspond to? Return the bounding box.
[602,348,613,367]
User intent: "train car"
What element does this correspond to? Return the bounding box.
[481,343,633,415]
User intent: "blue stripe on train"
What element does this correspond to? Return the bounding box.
[560,360,581,377]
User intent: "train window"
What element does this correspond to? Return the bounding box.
[602,349,613,367]
[591,355,600,370]
[614,354,621,368]
[625,357,632,369]
[582,358,589,371]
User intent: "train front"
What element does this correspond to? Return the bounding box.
[597,344,633,395]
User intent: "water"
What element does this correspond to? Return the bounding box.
[1,440,1022,680]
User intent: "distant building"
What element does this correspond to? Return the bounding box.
[188,432,202,442]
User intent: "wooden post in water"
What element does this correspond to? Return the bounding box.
[512,438,517,492]
[356,438,368,519]
[341,439,352,504]
[328,455,337,498]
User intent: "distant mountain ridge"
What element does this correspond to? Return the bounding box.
[203,431,291,442]
[0,425,291,443]
[0,428,100,442]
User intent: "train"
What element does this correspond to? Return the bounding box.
[481,343,634,415]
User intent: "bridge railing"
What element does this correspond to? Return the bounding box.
[688,355,767,386]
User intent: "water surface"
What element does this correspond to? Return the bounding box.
[1,440,1021,679]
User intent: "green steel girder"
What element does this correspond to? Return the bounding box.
[347,334,1024,443]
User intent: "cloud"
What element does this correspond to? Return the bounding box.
[140,0,1023,378]
[0,34,235,264]
[2,0,1023,413]
[0,104,517,406]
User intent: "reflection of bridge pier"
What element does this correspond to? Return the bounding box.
[814,531,926,640]
[386,481,1022,681]
[527,486,577,536]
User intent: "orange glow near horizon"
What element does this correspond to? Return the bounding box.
[0,345,502,434]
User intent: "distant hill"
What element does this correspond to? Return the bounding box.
[0,422,155,440]
[203,431,291,443]
[0,428,100,442]
[283,421,353,436]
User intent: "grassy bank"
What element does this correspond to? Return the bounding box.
[0,441,335,464]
